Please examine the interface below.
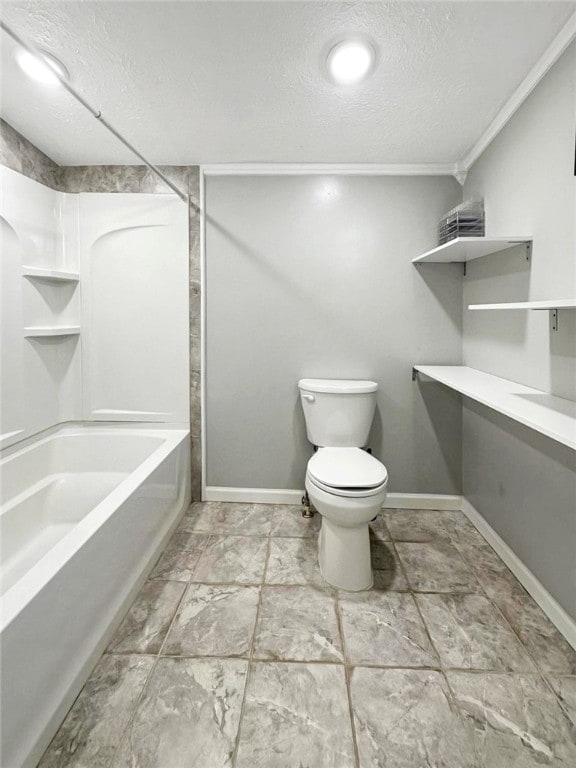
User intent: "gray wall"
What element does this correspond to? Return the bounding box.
[462,42,576,618]
[206,174,463,492]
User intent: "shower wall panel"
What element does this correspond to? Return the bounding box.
[0,166,81,448]
[0,168,190,451]
[79,194,190,425]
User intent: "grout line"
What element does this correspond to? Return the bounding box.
[333,589,361,768]
[480,586,570,698]
[45,504,572,767]
[390,511,571,721]
[386,518,488,733]
[106,651,561,674]
[541,674,576,726]
[230,536,271,767]
[391,540,443,672]
[104,528,212,768]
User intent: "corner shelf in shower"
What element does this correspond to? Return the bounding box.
[412,236,532,263]
[24,326,81,338]
[22,266,80,282]
[413,365,576,450]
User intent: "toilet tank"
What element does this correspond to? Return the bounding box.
[298,379,378,447]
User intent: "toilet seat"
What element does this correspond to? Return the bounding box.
[307,447,388,498]
[307,472,387,498]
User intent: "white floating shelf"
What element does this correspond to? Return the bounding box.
[22,266,79,282]
[414,365,576,451]
[412,236,532,264]
[24,326,81,338]
[469,300,576,311]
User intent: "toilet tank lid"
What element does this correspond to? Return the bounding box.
[298,378,378,394]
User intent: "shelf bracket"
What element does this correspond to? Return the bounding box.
[551,309,558,332]
[463,262,467,277]
[412,367,419,381]
[525,241,532,261]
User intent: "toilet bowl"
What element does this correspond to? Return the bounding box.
[298,379,389,591]
[305,447,388,590]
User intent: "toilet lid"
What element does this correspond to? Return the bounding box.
[308,447,387,489]
[307,472,387,498]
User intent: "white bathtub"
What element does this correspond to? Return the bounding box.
[0,423,191,768]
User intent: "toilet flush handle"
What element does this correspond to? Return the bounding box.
[303,394,315,403]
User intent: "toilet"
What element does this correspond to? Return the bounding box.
[298,378,388,591]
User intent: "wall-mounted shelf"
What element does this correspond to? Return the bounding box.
[469,300,576,311]
[468,299,576,331]
[413,365,576,451]
[22,266,80,282]
[24,326,81,338]
[412,236,532,264]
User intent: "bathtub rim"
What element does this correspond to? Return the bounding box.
[0,421,190,631]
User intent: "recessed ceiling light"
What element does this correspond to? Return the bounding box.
[16,48,69,86]
[327,39,375,85]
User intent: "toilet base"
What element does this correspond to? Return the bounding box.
[318,517,373,591]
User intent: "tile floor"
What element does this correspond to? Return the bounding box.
[38,503,576,767]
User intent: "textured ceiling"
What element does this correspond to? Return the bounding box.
[0,1,574,165]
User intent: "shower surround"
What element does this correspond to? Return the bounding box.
[0,118,202,498]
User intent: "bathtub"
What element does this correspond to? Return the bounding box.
[0,423,191,768]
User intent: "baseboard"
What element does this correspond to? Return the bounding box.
[384,493,462,510]
[461,497,576,651]
[204,486,304,504]
[204,486,462,510]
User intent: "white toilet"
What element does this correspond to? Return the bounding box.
[298,378,388,591]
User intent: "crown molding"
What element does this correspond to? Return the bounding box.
[202,163,458,176]
[203,13,576,181]
[460,10,576,172]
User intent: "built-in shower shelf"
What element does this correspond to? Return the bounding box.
[22,266,79,282]
[412,236,532,263]
[24,326,80,338]
[413,365,576,450]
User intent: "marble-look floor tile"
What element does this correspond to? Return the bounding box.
[384,509,453,542]
[179,501,272,536]
[370,529,396,568]
[369,514,391,540]
[111,657,247,768]
[547,676,576,727]
[107,580,186,654]
[253,586,343,662]
[339,591,437,666]
[235,661,355,768]
[372,566,409,592]
[39,654,154,768]
[192,535,268,584]
[495,593,576,674]
[265,537,325,587]
[269,505,321,537]
[350,667,476,768]
[448,671,576,767]
[396,541,481,592]
[417,593,536,671]
[441,511,488,548]
[149,531,208,581]
[163,584,259,657]
[462,544,527,601]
